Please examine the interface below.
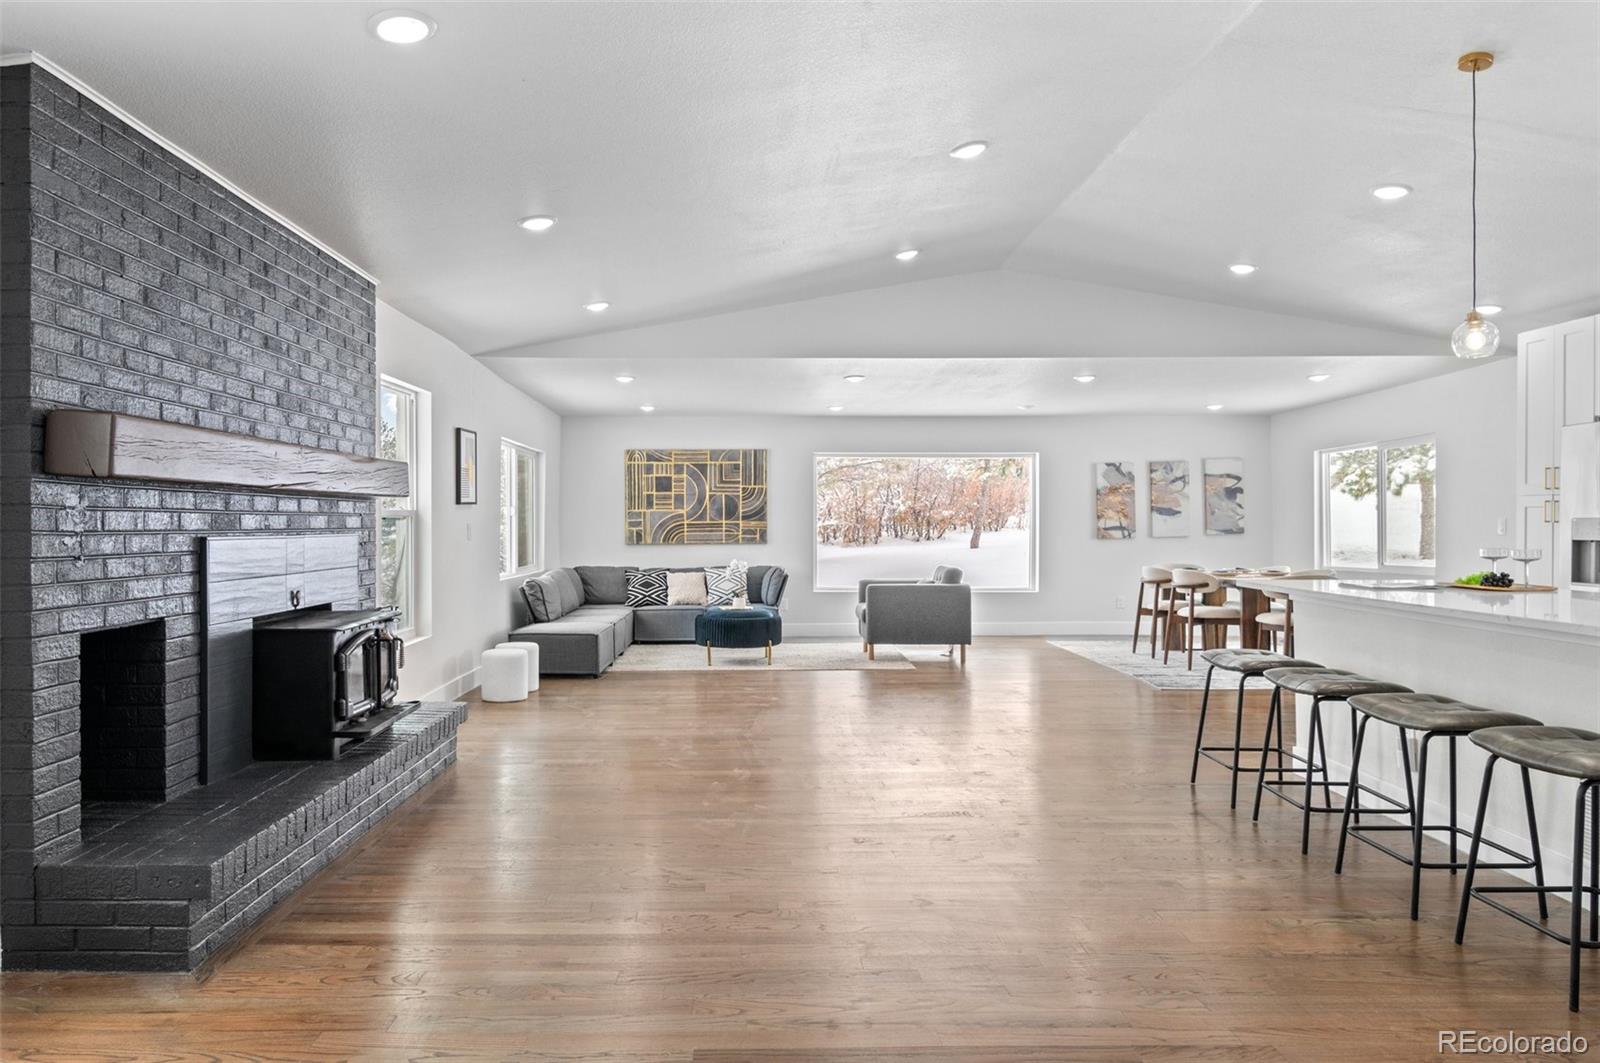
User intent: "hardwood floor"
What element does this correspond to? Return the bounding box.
[1,638,1589,1061]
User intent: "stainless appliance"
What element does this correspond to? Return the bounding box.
[1560,422,1600,590]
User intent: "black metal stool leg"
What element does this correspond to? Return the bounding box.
[1572,781,1593,1012]
[1411,732,1433,921]
[1228,673,1248,809]
[1455,754,1499,945]
[1521,766,1549,920]
[1349,704,1362,825]
[1190,665,1215,786]
[1274,694,1286,776]
[1251,685,1280,822]
[1335,712,1372,875]
[1301,698,1324,855]
[1313,702,1334,814]
[1590,789,1598,943]
[1449,736,1459,875]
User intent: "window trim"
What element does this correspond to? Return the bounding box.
[378,375,431,639]
[499,437,545,580]
[1315,433,1437,574]
[811,451,1042,593]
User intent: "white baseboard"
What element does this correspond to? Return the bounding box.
[784,621,1126,638]
[420,667,479,703]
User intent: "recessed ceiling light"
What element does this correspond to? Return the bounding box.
[895,249,920,262]
[1016,404,1035,411]
[827,405,845,412]
[584,301,610,313]
[1206,403,1225,411]
[638,404,655,413]
[1475,304,1503,315]
[614,375,634,384]
[518,215,556,233]
[949,141,988,160]
[369,10,435,44]
[843,374,866,383]
[1371,184,1412,201]
[1228,263,1257,276]
[1073,374,1096,384]
[1307,373,1331,383]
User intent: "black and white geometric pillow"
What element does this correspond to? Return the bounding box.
[625,568,669,606]
[704,567,738,605]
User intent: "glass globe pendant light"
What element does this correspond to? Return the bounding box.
[1450,51,1499,360]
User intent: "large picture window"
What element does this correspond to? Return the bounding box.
[500,439,543,577]
[814,454,1037,591]
[1319,436,1436,570]
[378,377,427,634]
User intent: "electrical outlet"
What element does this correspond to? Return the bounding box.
[465,522,472,541]
[1496,516,1508,535]
[1114,596,1127,610]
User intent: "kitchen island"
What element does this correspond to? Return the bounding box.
[1237,578,1600,884]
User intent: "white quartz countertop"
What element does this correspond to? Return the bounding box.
[1236,578,1600,641]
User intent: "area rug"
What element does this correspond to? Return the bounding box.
[610,641,914,672]
[1047,639,1212,690]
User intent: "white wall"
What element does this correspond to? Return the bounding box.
[559,414,1274,635]
[378,302,562,699]
[1267,359,1514,577]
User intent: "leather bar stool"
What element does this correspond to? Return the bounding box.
[1191,648,1322,809]
[1251,668,1412,854]
[1336,693,1544,920]
[1131,565,1173,658]
[1456,725,1600,1011]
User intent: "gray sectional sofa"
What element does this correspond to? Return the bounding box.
[510,565,789,676]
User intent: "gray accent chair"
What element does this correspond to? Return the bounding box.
[510,564,788,676]
[856,564,973,664]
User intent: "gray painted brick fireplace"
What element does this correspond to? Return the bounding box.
[0,61,461,969]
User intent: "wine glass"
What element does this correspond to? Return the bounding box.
[1510,547,1543,586]
[1479,546,1510,575]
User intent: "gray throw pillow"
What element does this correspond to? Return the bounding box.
[521,573,566,622]
[760,567,788,607]
[576,566,628,605]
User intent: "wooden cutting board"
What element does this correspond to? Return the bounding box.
[1448,582,1558,593]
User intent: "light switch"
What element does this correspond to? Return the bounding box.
[1496,517,1507,536]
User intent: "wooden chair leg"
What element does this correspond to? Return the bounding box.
[1186,597,1198,670]
[1131,581,1145,652]
[1162,594,1179,665]
[960,644,967,666]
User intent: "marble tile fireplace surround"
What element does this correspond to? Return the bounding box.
[0,61,463,970]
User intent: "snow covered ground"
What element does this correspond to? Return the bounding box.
[816,528,1034,589]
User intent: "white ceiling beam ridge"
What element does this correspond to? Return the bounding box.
[476,269,1445,363]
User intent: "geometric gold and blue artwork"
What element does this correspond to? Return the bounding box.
[624,449,768,544]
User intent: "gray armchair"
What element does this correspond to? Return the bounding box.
[856,564,973,664]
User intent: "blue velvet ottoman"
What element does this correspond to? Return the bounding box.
[695,606,783,665]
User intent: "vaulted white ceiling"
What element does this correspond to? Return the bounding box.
[4,1,1597,415]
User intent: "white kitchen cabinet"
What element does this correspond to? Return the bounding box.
[1517,314,1598,497]
[1558,316,1597,428]
[1517,327,1557,495]
[1516,494,1558,586]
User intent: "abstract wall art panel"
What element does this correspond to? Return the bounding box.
[1203,457,1245,535]
[1094,461,1136,540]
[1148,460,1190,538]
[624,449,768,544]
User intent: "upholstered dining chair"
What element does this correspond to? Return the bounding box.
[1132,565,1174,656]
[1164,568,1242,669]
[1256,588,1294,655]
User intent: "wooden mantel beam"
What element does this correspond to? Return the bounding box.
[43,410,410,498]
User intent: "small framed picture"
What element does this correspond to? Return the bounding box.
[455,428,477,504]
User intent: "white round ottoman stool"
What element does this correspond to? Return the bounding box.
[494,641,540,693]
[479,647,529,702]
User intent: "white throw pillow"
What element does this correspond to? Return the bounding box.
[666,570,708,606]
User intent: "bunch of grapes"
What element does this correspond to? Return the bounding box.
[1482,570,1514,588]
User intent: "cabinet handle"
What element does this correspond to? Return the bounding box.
[1544,466,1553,490]
[1554,466,1561,490]
[1553,499,1559,523]
[1544,499,1553,523]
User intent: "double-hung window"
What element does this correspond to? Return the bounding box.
[1318,436,1436,570]
[379,377,426,634]
[500,439,543,577]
